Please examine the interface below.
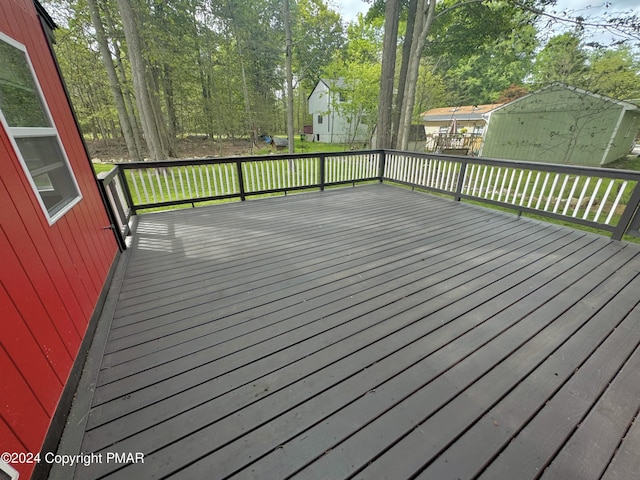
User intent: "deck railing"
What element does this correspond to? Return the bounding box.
[97,166,134,251]
[99,149,640,247]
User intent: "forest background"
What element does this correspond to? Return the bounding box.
[42,0,640,161]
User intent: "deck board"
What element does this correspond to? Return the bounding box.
[62,184,640,479]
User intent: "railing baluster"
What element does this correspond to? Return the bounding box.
[177,167,186,199]
[191,166,199,198]
[131,169,141,204]
[594,180,615,223]
[606,181,627,225]
[544,173,559,211]
[487,167,498,199]
[478,165,488,199]
[154,169,164,203]
[225,163,232,194]
[511,170,524,204]
[185,166,193,198]
[572,178,591,218]
[503,169,516,204]
[520,171,532,206]
[204,165,211,197]
[215,164,222,195]
[552,174,569,213]
[535,173,550,210]
[528,172,541,208]
[582,178,601,220]
[498,168,507,200]
[211,165,219,196]
[139,170,150,204]
[198,165,205,198]
[563,176,580,216]
[463,164,474,195]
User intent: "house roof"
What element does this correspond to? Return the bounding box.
[421,104,504,123]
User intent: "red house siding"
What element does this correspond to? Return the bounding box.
[0,1,118,478]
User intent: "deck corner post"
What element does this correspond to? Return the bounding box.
[454,160,468,202]
[611,180,640,240]
[319,154,326,191]
[236,160,246,201]
[117,165,137,215]
[378,150,386,183]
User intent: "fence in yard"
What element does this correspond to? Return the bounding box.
[98,149,640,248]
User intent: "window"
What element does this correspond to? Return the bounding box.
[317,114,323,124]
[0,32,81,224]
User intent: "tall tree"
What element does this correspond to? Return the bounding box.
[86,0,142,161]
[375,0,400,149]
[532,31,588,88]
[283,0,294,152]
[115,0,167,160]
[397,0,436,150]
[587,46,640,100]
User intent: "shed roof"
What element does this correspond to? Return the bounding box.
[421,104,503,123]
[487,83,640,116]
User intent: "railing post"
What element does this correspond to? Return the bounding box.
[454,160,468,202]
[117,165,136,215]
[611,181,640,241]
[319,154,326,191]
[236,160,246,201]
[97,168,128,251]
[378,150,386,183]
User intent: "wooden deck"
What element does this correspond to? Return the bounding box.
[55,183,640,479]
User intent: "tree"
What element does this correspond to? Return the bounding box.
[284,0,294,152]
[532,31,588,88]
[397,0,436,151]
[375,0,400,149]
[115,0,168,160]
[86,0,142,161]
[587,46,640,100]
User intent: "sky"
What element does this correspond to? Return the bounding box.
[335,0,640,46]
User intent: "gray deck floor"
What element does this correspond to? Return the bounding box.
[67,183,640,479]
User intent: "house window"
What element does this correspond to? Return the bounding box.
[0,33,81,224]
[317,115,323,124]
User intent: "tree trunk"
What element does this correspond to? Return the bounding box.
[283,0,295,153]
[87,0,142,161]
[102,3,145,157]
[391,0,418,148]
[398,0,436,151]
[116,0,166,160]
[375,0,400,150]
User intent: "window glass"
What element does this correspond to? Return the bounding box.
[0,40,50,127]
[14,137,79,217]
[0,33,80,223]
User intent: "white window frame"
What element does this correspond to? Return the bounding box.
[0,31,81,225]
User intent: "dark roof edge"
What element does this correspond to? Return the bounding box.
[34,0,58,30]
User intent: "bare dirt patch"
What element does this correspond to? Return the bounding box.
[86,137,260,163]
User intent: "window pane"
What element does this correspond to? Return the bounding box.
[0,40,50,128]
[15,136,79,217]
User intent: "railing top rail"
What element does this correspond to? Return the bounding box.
[96,165,120,183]
[384,149,640,181]
[115,149,385,170]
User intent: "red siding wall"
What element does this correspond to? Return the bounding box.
[0,1,118,478]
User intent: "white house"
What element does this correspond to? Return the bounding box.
[308,78,369,144]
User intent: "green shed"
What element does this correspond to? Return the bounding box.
[480,83,640,166]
